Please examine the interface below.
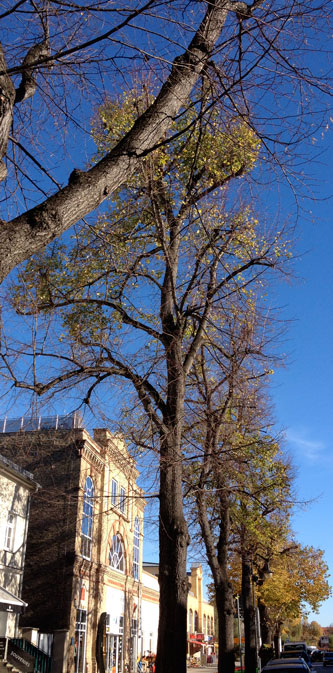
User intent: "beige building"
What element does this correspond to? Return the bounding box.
[187,564,215,648]
[142,563,215,662]
[0,416,145,673]
[0,453,39,639]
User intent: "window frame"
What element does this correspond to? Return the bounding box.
[119,486,126,514]
[189,609,193,633]
[109,533,125,573]
[4,512,16,552]
[81,476,94,560]
[132,517,140,580]
[111,479,118,507]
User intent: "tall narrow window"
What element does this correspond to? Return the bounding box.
[109,534,125,572]
[75,609,87,673]
[4,512,15,551]
[132,517,140,580]
[120,486,126,514]
[81,477,94,559]
[189,609,193,633]
[111,479,117,506]
[194,610,199,632]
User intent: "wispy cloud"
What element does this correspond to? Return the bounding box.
[285,429,326,462]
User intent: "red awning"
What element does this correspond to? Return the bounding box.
[188,640,206,647]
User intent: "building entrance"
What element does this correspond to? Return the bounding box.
[106,634,123,673]
[75,609,87,673]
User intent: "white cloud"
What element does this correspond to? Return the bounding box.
[286,429,326,462]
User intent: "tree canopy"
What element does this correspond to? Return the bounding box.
[0,0,331,281]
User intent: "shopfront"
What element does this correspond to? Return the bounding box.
[105,587,125,673]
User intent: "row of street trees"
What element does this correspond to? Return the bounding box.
[0,1,331,672]
[2,83,330,671]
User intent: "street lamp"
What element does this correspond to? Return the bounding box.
[262,561,273,581]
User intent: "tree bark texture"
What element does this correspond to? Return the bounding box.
[157,241,189,673]
[0,0,231,283]
[242,557,258,673]
[216,583,235,673]
[196,480,235,673]
[258,600,272,646]
[156,422,189,673]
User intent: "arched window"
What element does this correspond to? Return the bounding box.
[207,616,210,635]
[211,617,214,634]
[194,610,199,632]
[132,517,140,580]
[109,534,125,572]
[81,477,94,559]
[189,609,193,633]
[203,614,206,634]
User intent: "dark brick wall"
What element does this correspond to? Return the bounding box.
[0,430,83,631]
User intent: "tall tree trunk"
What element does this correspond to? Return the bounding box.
[156,428,189,673]
[196,482,235,673]
[274,625,282,658]
[155,318,189,673]
[242,557,257,673]
[216,581,235,673]
[258,600,272,646]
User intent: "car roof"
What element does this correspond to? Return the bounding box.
[262,662,309,673]
[267,660,307,666]
[263,664,308,669]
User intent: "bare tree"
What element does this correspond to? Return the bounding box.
[183,309,287,673]
[1,90,291,672]
[0,0,331,282]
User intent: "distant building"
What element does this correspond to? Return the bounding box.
[142,562,216,661]
[0,452,39,638]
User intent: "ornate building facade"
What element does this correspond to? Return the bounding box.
[0,416,145,673]
[0,415,216,673]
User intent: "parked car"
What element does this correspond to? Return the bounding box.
[311,650,324,662]
[265,658,311,672]
[284,643,307,653]
[323,652,333,667]
[281,650,312,669]
[262,663,312,673]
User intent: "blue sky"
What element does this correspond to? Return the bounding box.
[0,0,332,627]
[269,135,333,625]
[0,105,331,627]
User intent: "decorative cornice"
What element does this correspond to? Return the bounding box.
[80,440,105,472]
